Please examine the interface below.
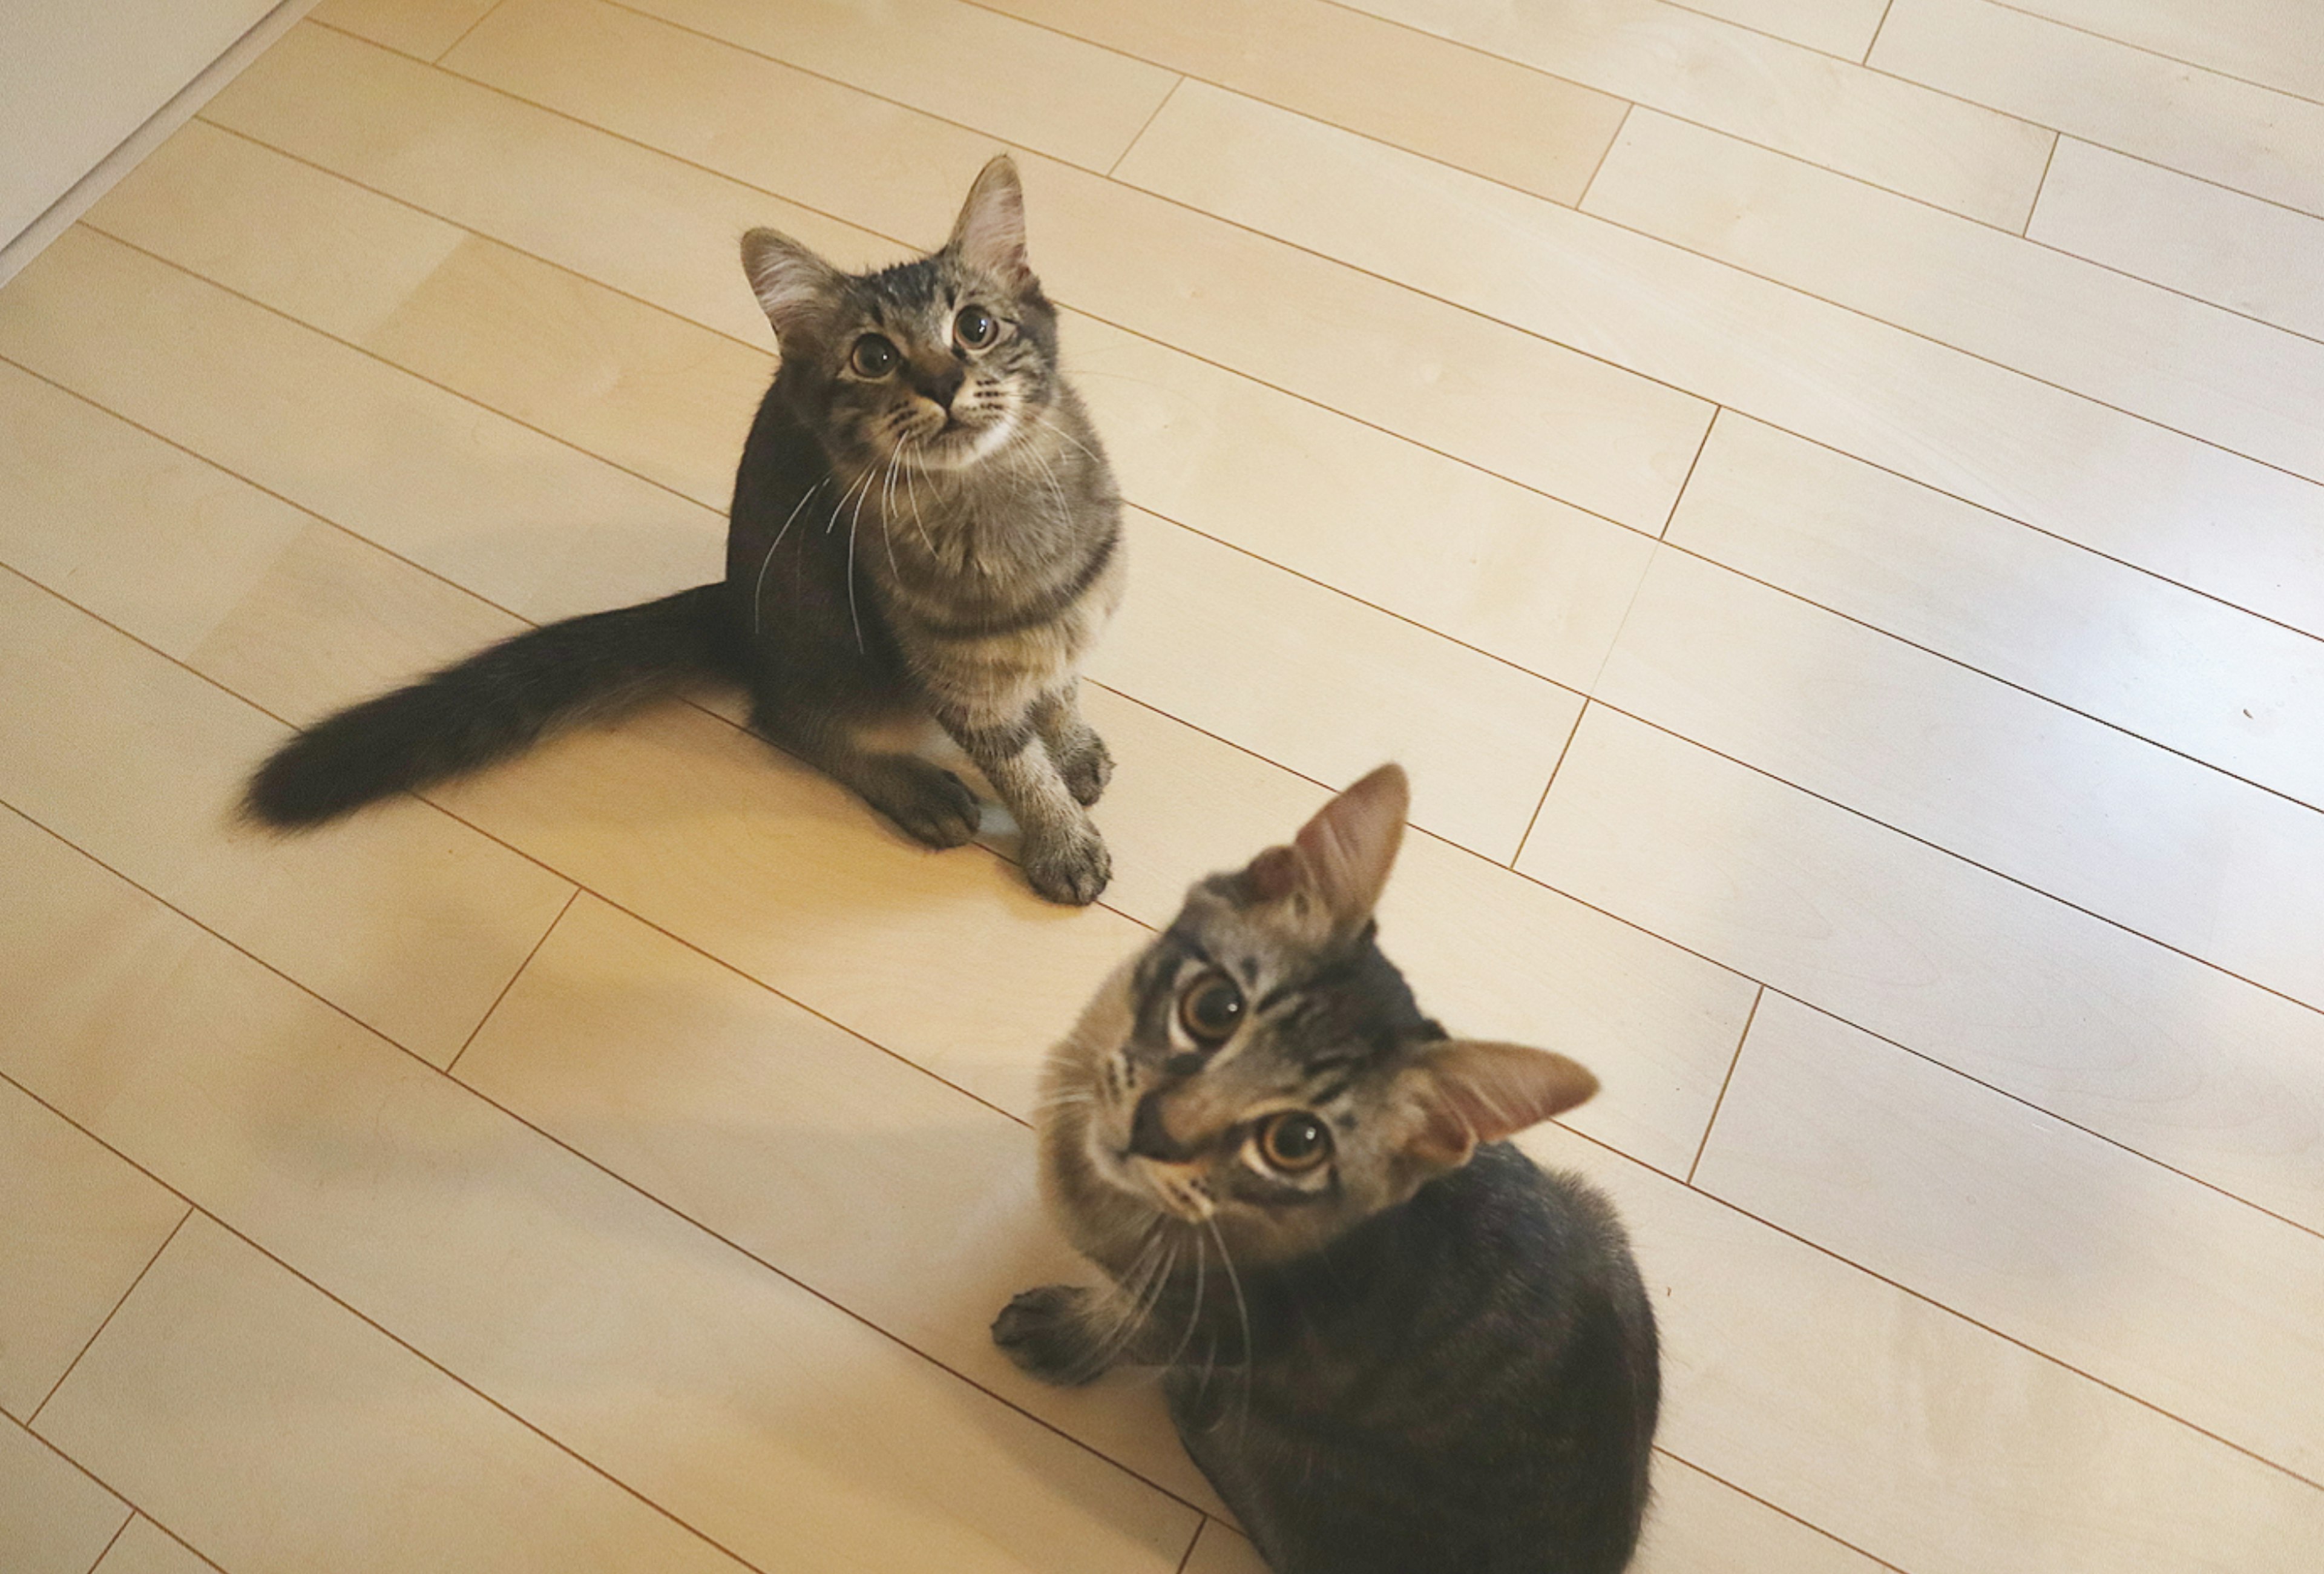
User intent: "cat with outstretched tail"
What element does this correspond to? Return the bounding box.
[998,765,1660,1572]
[245,156,1124,905]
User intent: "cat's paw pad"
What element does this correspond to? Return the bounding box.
[994,1285,1109,1385]
[1059,733,1114,808]
[866,759,982,849]
[1023,822,1110,906]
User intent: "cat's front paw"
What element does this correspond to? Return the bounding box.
[1058,731,1114,807]
[993,1285,1112,1385]
[1023,822,1111,906]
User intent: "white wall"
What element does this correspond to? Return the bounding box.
[0,0,284,248]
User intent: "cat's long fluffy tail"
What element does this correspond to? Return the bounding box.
[244,583,730,828]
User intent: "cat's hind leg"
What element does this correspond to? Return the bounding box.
[752,700,982,849]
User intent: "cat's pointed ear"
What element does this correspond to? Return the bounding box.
[948,154,1032,286]
[1396,1041,1598,1171]
[1244,763,1410,930]
[741,228,841,345]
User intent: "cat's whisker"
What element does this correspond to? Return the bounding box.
[1161,1228,1207,1372]
[1035,410,1105,467]
[1103,1238,1177,1368]
[895,436,936,553]
[1204,1216,1254,1408]
[876,447,904,583]
[843,459,879,654]
[823,462,878,536]
[752,476,829,636]
[1022,442,1074,528]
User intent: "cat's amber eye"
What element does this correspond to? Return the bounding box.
[953,305,997,350]
[1176,970,1245,1045]
[850,334,899,378]
[1255,1111,1333,1174]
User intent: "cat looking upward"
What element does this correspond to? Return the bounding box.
[246,155,1125,906]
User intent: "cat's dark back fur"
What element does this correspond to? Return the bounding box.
[247,156,1124,905]
[997,765,1659,1572]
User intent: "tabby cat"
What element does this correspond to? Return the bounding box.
[996,765,1660,1571]
[245,156,1124,904]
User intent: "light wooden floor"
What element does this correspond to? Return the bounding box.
[4,0,2322,1569]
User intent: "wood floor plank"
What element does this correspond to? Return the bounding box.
[971,0,1629,204]
[1667,0,1892,56]
[396,1,1711,530]
[0,571,573,1067]
[0,1414,128,1574]
[1181,1521,1267,1574]
[0,272,1747,1169]
[36,1217,755,1574]
[0,228,724,627]
[1992,0,2324,107]
[0,360,314,665]
[453,891,1219,1510]
[191,41,1673,690]
[1333,0,2052,226]
[1633,1457,1888,1573]
[74,114,1608,861]
[1595,542,2324,1009]
[1,818,1201,1572]
[436,697,1144,1117]
[439,0,1022,233]
[1583,108,2324,484]
[1871,0,2324,218]
[2029,138,2324,344]
[1062,311,1659,690]
[92,1518,220,1574]
[1668,413,2324,811]
[1699,992,2324,1481]
[0,347,528,727]
[207,22,872,348]
[1512,1119,2324,1573]
[1111,77,2324,639]
[85,119,770,512]
[1517,705,2324,1236]
[606,0,1178,174]
[311,0,500,60]
[0,1076,185,1422]
[1092,509,1584,860]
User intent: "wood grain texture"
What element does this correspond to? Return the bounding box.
[0,1078,184,1421]
[2030,137,2324,343]
[3,823,1200,1573]
[977,0,1629,202]
[1522,706,2324,1236]
[1699,993,2324,1480]
[1114,79,2324,639]
[1338,0,2052,225]
[1873,0,2324,217]
[1586,109,2324,484]
[8,0,2322,1564]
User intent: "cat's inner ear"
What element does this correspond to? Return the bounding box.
[741,228,841,345]
[948,154,1031,286]
[1252,762,1408,929]
[1397,1041,1600,1171]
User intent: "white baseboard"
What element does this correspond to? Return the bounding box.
[0,0,324,291]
